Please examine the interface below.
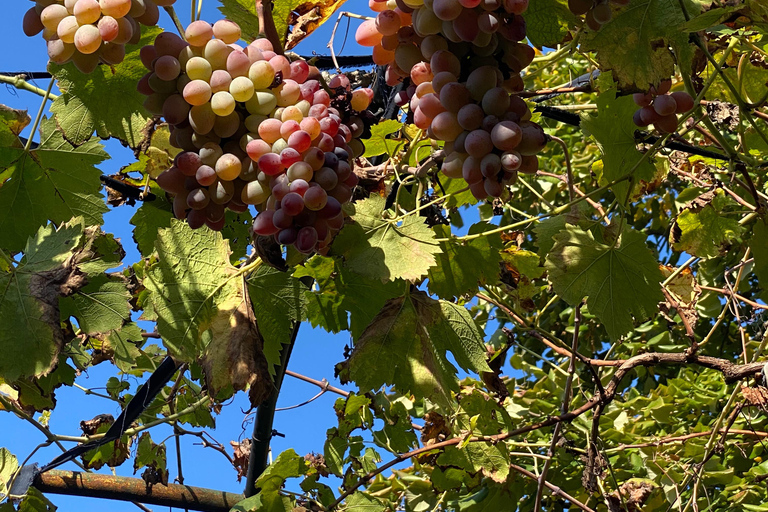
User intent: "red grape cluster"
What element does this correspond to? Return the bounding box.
[567,0,628,30]
[23,0,172,72]
[632,80,695,134]
[143,20,373,254]
[356,0,547,200]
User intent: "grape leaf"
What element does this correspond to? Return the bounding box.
[246,265,306,376]
[219,0,260,43]
[144,220,272,406]
[361,120,405,158]
[337,290,491,406]
[102,323,144,373]
[121,124,180,179]
[130,195,174,257]
[293,255,401,338]
[59,274,131,335]
[221,209,253,263]
[331,195,441,282]
[0,105,29,149]
[580,76,660,203]
[0,118,108,253]
[752,221,768,301]
[134,433,168,486]
[49,26,161,147]
[0,219,121,381]
[15,488,56,512]
[0,448,18,500]
[522,0,577,49]
[670,189,742,258]
[427,223,502,300]
[580,0,698,90]
[344,493,387,512]
[545,224,663,340]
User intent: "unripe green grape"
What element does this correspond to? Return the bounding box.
[242,180,270,204]
[189,103,216,134]
[199,142,223,166]
[204,38,231,70]
[248,61,275,89]
[229,76,254,102]
[186,56,212,81]
[245,90,277,116]
[211,91,236,116]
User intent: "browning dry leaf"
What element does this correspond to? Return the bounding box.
[421,412,450,446]
[231,438,251,482]
[742,385,768,410]
[659,264,702,328]
[607,479,657,512]
[285,0,347,50]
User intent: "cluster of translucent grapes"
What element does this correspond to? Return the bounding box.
[356,0,547,200]
[566,0,627,30]
[23,0,172,72]
[632,80,695,134]
[144,20,373,254]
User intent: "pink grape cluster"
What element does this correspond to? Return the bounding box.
[356,0,547,201]
[632,80,695,134]
[144,20,373,254]
[567,0,628,31]
[23,0,171,72]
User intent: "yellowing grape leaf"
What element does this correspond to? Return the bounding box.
[427,223,502,300]
[0,105,29,148]
[144,220,272,407]
[122,124,180,179]
[0,219,122,381]
[522,0,577,49]
[670,189,742,258]
[0,118,108,253]
[580,76,660,204]
[294,255,402,338]
[545,224,663,340]
[49,26,161,148]
[337,290,491,406]
[580,0,697,90]
[284,0,347,50]
[331,195,441,282]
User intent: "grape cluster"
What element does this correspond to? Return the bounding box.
[357,0,547,200]
[144,20,373,254]
[632,80,694,134]
[566,0,628,31]
[23,0,172,72]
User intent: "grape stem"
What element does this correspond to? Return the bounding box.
[257,0,284,55]
[163,6,187,41]
[0,74,59,100]
[24,77,55,152]
[549,136,574,202]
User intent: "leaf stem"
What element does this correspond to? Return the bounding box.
[24,77,55,152]
[549,136,575,202]
[0,74,60,100]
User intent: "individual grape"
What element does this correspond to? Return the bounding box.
[584,9,601,30]
[300,117,321,140]
[173,194,189,219]
[439,82,471,112]
[355,19,383,46]
[269,55,291,77]
[155,55,181,81]
[433,0,462,20]
[441,152,465,178]
[431,71,457,95]
[632,109,647,127]
[500,151,521,170]
[162,94,190,125]
[288,130,312,153]
[568,0,592,15]
[430,49,461,76]
[491,121,522,151]
[653,94,677,116]
[184,57,211,82]
[226,50,251,77]
[376,10,402,35]
[229,76,254,102]
[242,180,270,204]
[314,167,339,190]
[258,153,285,175]
[111,16,133,44]
[185,20,213,47]
[281,147,302,167]
[189,103,216,134]
[462,156,483,184]
[304,147,325,170]
[57,15,80,44]
[187,188,210,210]
[249,60,275,89]
[281,192,305,216]
[100,0,132,18]
[157,166,188,194]
[466,66,499,101]
[211,91,236,116]
[477,11,500,33]
[23,7,46,37]
[197,143,223,167]
[350,89,374,111]
[670,91,694,113]
[207,69,231,93]
[465,130,493,158]
[276,80,301,107]
[204,38,231,70]
[452,9,479,41]
[74,24,102,54]
[638,106,659,125]
[518,154,538,174]
[295,227,319,253]
[482,87,510,115]
[653,113,678,133]
[272,209,293,229]
[134,0,159,25]
[253,210,280,235]
[213,111,241,138]
[633,92,653,107]
[413,6,442,35]
[480,153,501,178]
[483,178,502,197]
[257,118,282,143]
[245,90,278,116]
[290,60,310,82]
[276,228,298,245]
[373,43,395,65]
[209,180,235,204]
[213,19,241,44]
[515,121,547,155]
[96,16,120,43]
[194,164,216,186]
[73,0,100,25]
[280,119,301,139]
[183,80,213,106]
[591,2,613,24]
[650,79,672,96]
[281,106,303,123]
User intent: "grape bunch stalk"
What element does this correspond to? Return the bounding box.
[567,0,629,31]
[143,19,374,254]
[357,0,548,201]
[23,0,174,72]
[632,79,695,134]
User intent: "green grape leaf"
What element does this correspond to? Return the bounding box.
[361,120,405,158]
[344,492,387,512]
[121,124,180,179]
[371,396,418,454]
[670,189,742,258]
[501,247,544,280]
[12,357,76,413]
[16,487,56,512]
[442,176,479,208]
[104,323,144,373]
[331,195,441,282]
[294,255,402,338]
[253,449,309,509]
[580,76,660,203]
[0,220,124,381]
[219,0,260,43]
[752,221,768,300]
[59,274,131,335]
[221,209,253,263]
[437,443,510,484]
[0,117,108,253]
[522,0,578,48]
[545,224,663,340]
[678,6,741,31]
[133,433,168,486]
[0,448,18,500]
[0,105,30,148]
[49,26,161,147]
[144,220,272,407]
[246,265,306,376]
[337,290,491,406]
[459,483,524,512]
[580,0,697,90]
[130,194,174,257]
[427,223,502,300]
